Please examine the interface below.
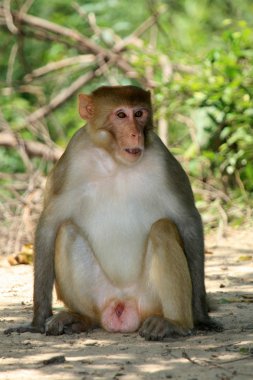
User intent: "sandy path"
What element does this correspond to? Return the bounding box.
[0,227,253,380]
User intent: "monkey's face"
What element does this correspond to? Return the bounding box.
[107,105,149,165]
[78,86,153,166]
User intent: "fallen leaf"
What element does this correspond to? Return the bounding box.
[238,255,252,262]
[7,244,34,265]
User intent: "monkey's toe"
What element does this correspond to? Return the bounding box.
[45,311,91,335]
[139,316,190,341]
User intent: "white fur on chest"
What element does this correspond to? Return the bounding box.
[72,148,178,286]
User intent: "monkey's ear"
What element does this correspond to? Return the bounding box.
[78,94,94,120]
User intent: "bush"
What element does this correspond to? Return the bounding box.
[164,21,253,196]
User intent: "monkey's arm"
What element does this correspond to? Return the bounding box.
[4,210,57,335]
[176,212,222,331]
[4,160,67,334]
[30,156,70,332]
[32,211,57,330]
[157,136,221,330]
[175,210,207,324]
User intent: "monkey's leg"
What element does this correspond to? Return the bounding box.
[45,221,98,336]
[139,219,193,341]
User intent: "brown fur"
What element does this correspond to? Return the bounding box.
[4,85,220,339]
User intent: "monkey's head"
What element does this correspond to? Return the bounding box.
[78,86,153,165]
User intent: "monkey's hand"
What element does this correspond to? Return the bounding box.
[139,316,192,341]
[4,322,45,335]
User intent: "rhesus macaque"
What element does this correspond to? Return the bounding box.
[5,86,220,340]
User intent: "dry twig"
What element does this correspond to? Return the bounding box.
[3,0,18,34]
[0,131,62,161]
[24,55,95,81]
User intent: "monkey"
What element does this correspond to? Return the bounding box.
[5,85,221,340]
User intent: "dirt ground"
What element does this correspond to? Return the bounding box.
[0,226,253,380]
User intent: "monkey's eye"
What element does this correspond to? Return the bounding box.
[117,111,127,118]
[135,110,143,117]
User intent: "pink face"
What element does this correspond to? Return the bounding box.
[108,105,150,164]
[78,93,152,165]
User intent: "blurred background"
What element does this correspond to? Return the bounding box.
[0,0,252,258]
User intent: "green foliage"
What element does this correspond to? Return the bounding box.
[0,148,25,173]
[165,21,253,194]
[0,0,253,225]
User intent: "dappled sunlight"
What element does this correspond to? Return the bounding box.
[1,0,253,379]
[1,226,253,379]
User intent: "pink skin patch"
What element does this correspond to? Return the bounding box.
[115,302,124,317]
[101,299,141,333]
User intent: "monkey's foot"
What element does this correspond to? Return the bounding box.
[195,317,223,333]
[45,311,91,335]
[4,323,45,335]
[139,316,191,341]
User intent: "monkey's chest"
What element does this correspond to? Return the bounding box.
[76,179,170,286]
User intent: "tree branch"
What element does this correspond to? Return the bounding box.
[3,0,18,34]
[24,54,95,81]
[26,71,95,124]
[13,10,106,56]
[0,132,62,161]
[0,6,142,79]
[0,5,153,124]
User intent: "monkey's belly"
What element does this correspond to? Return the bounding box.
[55,220,162,333]
[101,299,140,332]
[78,201,169,286]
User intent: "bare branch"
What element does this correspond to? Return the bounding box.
[172,63,197,74]
[24,55,95,81]
[0,5,154,125]
[0,6,143,79]
[73,3,123,47]
[3,0,18,34]
[19,0,34,15]
[0,132,62,161]
[113,9,162,53]
[176,113,200,152]
[10,9,107,56]
[6,43,18,85]
[87,12,101,39]
[26,71,95,124]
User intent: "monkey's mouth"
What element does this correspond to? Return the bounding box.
[124,148,142,156]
